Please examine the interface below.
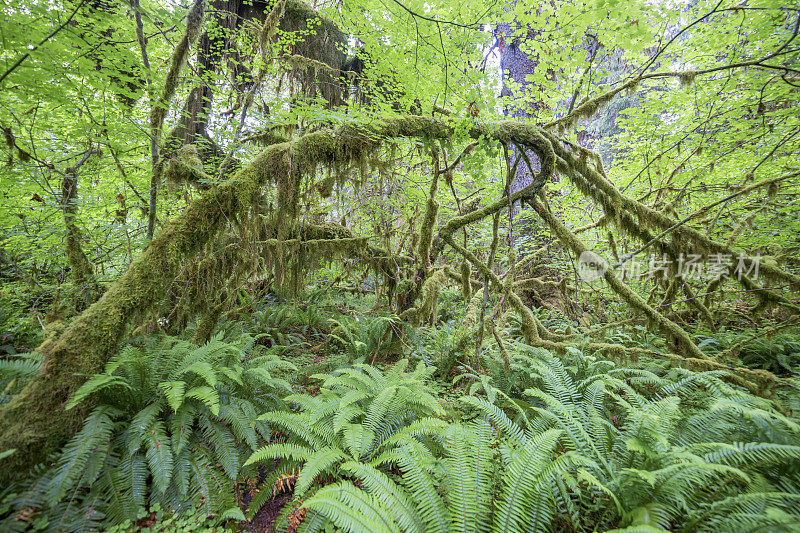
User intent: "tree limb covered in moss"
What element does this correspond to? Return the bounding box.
[541,129,799,291]
[527,197,708,361]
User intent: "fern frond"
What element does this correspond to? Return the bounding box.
[159,380,187,412]
[65,375,132,410]
[185,385,220,416]
[302,481,403,533]
[257,411,330,448]
[492,428,562,533]
[47,406,118,502]
[144,420,173,494]
[294,446,347,496]
[342,423,377,460]
[460,396,526,444]
[340,461,426,533]
[387,442,449,533]
[245,442,316,466]
[200,417,241,479]
[695,442,800,469]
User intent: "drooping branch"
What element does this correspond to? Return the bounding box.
[527,195,708,360]
[542,130,799,297]
[615,170,800,267]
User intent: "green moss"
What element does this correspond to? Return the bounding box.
[418,197,439,268]
[460,261,472,300]
[529,197,707,361]
[679,70,697,87]
[545,77,640,130]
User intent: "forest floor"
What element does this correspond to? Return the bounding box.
[1,283,799,532]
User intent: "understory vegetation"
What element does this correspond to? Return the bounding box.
[2,293,799,532]
[1,0,799,530]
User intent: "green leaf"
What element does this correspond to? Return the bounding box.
[186,386,220,416]
[159,381,187,412]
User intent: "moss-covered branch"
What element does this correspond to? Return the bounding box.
[527,197,707,361]
[60,154,102,304]
[0,116,566,476]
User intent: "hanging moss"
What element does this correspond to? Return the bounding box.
[315,171,336,198]
[541,129,799,291]
[401,268,448,325]
[679,70,697,87]
[418,198,439,268]
[767,180,779,198]
[529,197,708,361]
[278,0,348,106]
[260,0,287,62]
[463,290,483,331]
[164,145,213,187]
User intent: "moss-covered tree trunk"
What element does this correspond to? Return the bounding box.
[60,163,101,306]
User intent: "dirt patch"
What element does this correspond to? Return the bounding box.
[242,492,291,533]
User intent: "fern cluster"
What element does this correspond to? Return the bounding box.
[2,334,294,532]
[244,360,444,528]
[265,346,800,532]
[3,314,799,532]
[483,345,800,531]
[328,314,402,363]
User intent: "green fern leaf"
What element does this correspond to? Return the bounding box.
[144,420,173,494]
[186,385,220,416]
[294,447,347,496]
[303,481,403,533]
[65,375,132,410]
[159,381,186,412]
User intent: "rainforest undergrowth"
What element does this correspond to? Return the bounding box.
[1,287,798,533]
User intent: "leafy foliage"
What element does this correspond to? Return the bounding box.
[277,346,800,533]
[1,334,292,532]
[244,360,443,523]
